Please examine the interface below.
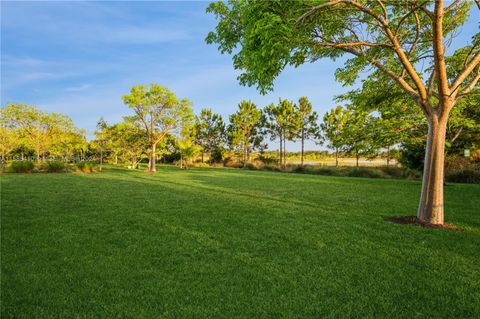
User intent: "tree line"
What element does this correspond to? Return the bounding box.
[1,103,87,162]
[2,81,477,173]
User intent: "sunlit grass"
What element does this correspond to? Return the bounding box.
[1,166,479,318]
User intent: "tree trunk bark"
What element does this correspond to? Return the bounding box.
[386,145,390,167]
[356,151,359,168]
[148,142,157,172]
[201,152,204,163]
[301,128,305,166]
[283,138,287,167]
[417,115,448,225]
[279,133,283,165]
[100,147,103,171]
[335,148,339,167]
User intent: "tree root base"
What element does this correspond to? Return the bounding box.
[386,216,460,231]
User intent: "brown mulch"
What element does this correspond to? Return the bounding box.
[386,216,460,231]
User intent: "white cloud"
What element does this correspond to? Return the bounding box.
[65,84,90,92]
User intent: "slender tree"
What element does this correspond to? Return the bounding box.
[296,97,321,166]
[321,106,349,167]
[122,84,192,172]
[228,100,263,165]
[207,0,480,224]
[195,108,226,163]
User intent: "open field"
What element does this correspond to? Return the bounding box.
[1,166,480,318]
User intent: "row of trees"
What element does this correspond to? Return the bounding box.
[98,82,476,174]
[1,103,87,162]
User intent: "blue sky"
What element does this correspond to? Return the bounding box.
[1,1,479,151]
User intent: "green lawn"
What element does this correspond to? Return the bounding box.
[1,166,479,318]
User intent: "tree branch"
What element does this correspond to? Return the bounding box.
[457,68,480,98]
[432,0,451,101]
[450,50,480,97]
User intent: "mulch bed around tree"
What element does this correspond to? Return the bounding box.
[386,216,460,231]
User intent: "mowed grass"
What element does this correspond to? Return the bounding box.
[1,166,479,318]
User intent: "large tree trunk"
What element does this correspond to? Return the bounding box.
[417,114,448,225]
[148,142,157,172]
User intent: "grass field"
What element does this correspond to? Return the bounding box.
[1,166,479,318]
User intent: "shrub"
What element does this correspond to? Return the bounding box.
[347,168,386,179]
[8,161,35,173]
[74,161,98,172]
[224,160,243,168]
[379,167,421,179]
[445,170,480,184]
[43,161,66,173]
[243,163,258,170]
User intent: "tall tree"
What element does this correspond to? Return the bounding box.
[320,106,349,167]
[296,97,321,166]
[228,100,263,165]
[263,99,297,166]
[178,118,202,169]
[2,103,78,162]
[206,0,480,225]
[342,110,376,167]
[122,84,192,172]
[195,108,226,163]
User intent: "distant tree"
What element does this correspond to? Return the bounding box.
[178,115,202,169]
[342,110,376,167]
[295,97,321,166]
[122,84,192,172]
[206,0,480,225]
[320,106,349,167]
[195,108,226,163]
[0,120,19,161]
[113,118,148,169]
[1,103,78,162]
[263,99,297,166]
[228,100,263,165]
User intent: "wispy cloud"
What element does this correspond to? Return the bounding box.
[65,84,90,92]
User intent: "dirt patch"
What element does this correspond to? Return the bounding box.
[386,216,460,231]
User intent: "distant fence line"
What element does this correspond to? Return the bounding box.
[1,156,98,162]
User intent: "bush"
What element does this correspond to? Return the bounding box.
[223,160,243,168]
[379,166,421,179]
[74,161,98,172]
[347,168,386,179]
[43,161,66,173]
[243,163,258,170]
[399,142,425,171]
[446,170,480,184]
[8,161,35,173]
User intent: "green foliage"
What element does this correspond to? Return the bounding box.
[320,106,349,153]
[195,108,226,160]
[1,103,86,161]
[446,170,480,184]
[122,84,193,170]
[8,160,35,173]
[43,161,66,173]
[74,161,98,173]
[228,100,264,162]
[399,142,426,171]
